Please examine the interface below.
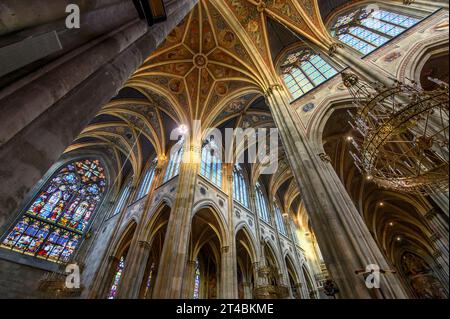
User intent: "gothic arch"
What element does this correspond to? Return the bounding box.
[192,201,229,248]
[235,224,258,263]
[396,35,449,85]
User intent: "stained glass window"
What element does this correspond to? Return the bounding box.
[193,258,201,299]
[331,7,421,55]
[107,255,125,299]
[233,164,249,208]
[142,262,156,299]
[0,159,106,263]
[274,203,287,236]
[200,137,222,188]
[164,137,185,182]
[255,182,270,223]
[280,49,338,100]
[136,158,157,200]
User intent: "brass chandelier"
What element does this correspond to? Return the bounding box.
[253,266,289,299]
[342,72,449,194]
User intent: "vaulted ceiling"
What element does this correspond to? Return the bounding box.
[63,0,353,203]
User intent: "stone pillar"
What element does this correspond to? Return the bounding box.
[152,138,200,298]
[430,190,450,217]
[403,0,449,10]
[116,240,152,298]
[221,164,238,298]
[242,281,253,299]
[425,209,449,245]
[0,0,198,231]
[0,0,125,36]
[182,260,197,299]
[220,245,235,298]
[114,158,167,298]
[265,85,408,299]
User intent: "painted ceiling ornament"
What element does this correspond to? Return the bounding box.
[215,82,229,96]
[220,30,237,48]
[384,51,402,63]
[168,78,183,94]
[302,102,315,112]
[194,53,208,69]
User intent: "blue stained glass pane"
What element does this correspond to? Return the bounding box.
[1,159,106,263]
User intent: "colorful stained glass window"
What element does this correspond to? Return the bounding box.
[233,164,249,208]
[200,137,222,188]
[255,182,270,223]
[331,7,421,55]
[0,159,106,263]
[107,256,125,299]
[193,258,201,299]
[164,137,185,182]
[280,49,338,100]
[142,262,156,298]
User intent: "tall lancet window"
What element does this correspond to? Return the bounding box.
[107,255,125,299]
[164,137,185,182]
[136,157,157,200]
[111,181,131,218]
[0,159,107,263]
[274,202,287,236]
[331,7,421,55]
[233,164,249,208]
[200,137,222,188]
[280,48,338,100]
[255,182,270,223]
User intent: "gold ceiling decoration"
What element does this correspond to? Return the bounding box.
[128,0,266,128]
[343,72,449,194]
[223,0,332,64]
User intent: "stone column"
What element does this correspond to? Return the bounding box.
[425,208,449,245]
[430,190,450,217]
[114,160,167,298]
[221,164,238,298]
[242,281,253,299]
[220,245,235,298]
[0,0,125,36]
[403,0,449,10]
[181,260,197,299]
[116,240,152,298]
[152,138,200,298]
[265,85,408,299]
[0,0,198,231]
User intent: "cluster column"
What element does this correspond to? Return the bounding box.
[152,138,200,298]
[265,85,408,299]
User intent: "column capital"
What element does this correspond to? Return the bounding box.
[432,250,442,259]
[138,240,152,250]
[425,208,438,220]
[430,233,442,242]
[264,84,283,98]
[328,42,344,57]
[318,152,332,163]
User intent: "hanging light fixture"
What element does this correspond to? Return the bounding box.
[132,0,167,26]
[342,72,449,194]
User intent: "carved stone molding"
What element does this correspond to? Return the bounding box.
[138,240,152,250]
[318,152,331,163]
